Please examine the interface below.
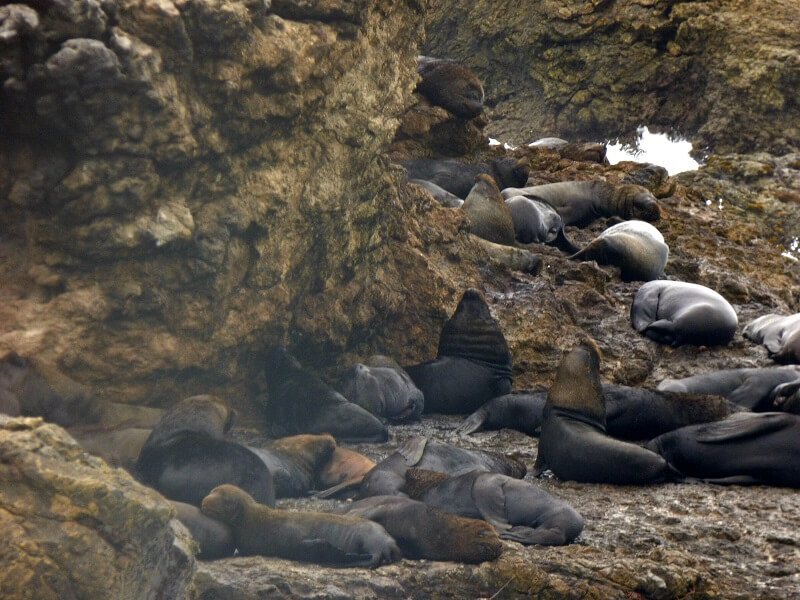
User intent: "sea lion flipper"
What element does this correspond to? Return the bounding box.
[313,479,362,499]
[694,413,791,443]
[642,319,677,345]
[397,436,428,466]
[532,450,547,477]
[457,407,489,436]
[471,476,512,531]
[551,227,581,254]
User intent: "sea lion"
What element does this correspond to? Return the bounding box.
[771,380,800,414]
[69,426,152,472]
[568,220,669,282]
[200,484,401,567]
[415,56,484,119]
[631,281,738,346]
[135,432,275,507]
[743,313,800,363]
[461,174,516,245]
[473,237,544,274]
[409,178,463,208]
[335,360,424,422]
[459,384,736,440]
[170,500,235,559]
[528,138,608,164]
[359,435,526,498]
[336,495,502,563]
[534,342,672,484]
[403,468,583,546]
[504,195,562,244]
[248,433,337,498]
[0,351,103,427]
[500,181,660,227]
[263,347,388,443]
[399,157,530,199]
[140,394,235,451]
[315,447,377,498]
[645,412,800,487]
[657,366,800,411]
[405,288,513,414]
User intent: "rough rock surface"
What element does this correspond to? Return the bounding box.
[424,0,800,155]
[0,416,195,600]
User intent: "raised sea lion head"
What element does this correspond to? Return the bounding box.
[270,433,337,472]
[492,157,530,189]
[201,484,253,526]
[614,184,661,222]
[415,56,484,119]
[546,340,606,426]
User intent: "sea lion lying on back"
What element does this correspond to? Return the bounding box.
[500,181,660,227]
[400,157,529,199]
[415,56,484,119]
[201,484,401,568]
[743,313,800,364]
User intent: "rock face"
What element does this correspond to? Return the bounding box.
[424,0,800,155]
[0,416,195,600]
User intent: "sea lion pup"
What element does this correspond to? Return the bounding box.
[405,288,513,414]
[336,495,502,563]
[459,385,735,440]
[315,447,377,498]
[0,351,103,426]
[534,342,672,484]
[263,347,388,443]
[568,220,669,282]
[201,484,401,568]
[399,157,530,198]
[135,432,276,507]
[473,237,544,274]
[409,178,464,208]
[657,366,800,411]
[631,281,738,346]
[170,500,235,559]
[500,180,660,227]
[461,174,516,246]
[248,433,337,498]
[335,357,424,422]
[415,55,484,119]
[743,313,800,363]
[403,468,583,546]
[359,435,526,497]
[645,412,800,488]
[140,394,235,451]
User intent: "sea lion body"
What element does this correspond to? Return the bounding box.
[336,361,424,422]
[316,447,377,495]
[534,343,671,484]
[416,56,484,119]
[201,485,401,568]
[400,157,529,199]
[461,174,516,245]
[406,288,513,414]
[404,469,583,546]
[337,495,502,563]
[69,426,152,472]
[504,195,563,244]
[409,179,463,208]
[645,412,800,487]
[264,347,388,443]
[743,313,800,363]
[170,500,235,559]
[569,220,669,282]
[631,281,738,346]
[657,366,800,411]
[141,394,234,451]
[248,433,336,498]
[500,181,660,227]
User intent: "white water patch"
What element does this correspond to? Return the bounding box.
[782,237,800,262]
[607,126,700,175]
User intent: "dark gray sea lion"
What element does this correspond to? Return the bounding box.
[631,281,738,346]
[403,469,583,546]
[248,433,337,498]
[504,195,561,244]
[461,174,517,245]
[335,360,423,422]
[170,500,235,559]
[360,435,526,498]
[500,181,660,227]
[415,56,484,119]
[409,179,463,208]
[399,157,529,199]
[69,426,152,472]
[645,412,800,487]
[459,384,735,440]
[534,342,672,484]
[743,313,800,363]
[201,484,401,568]
[337,495,502,563]
[569,220,669,282]
[405,288,513,414]
[135,432,275,507]
[0,351,103,426]
[141,394,235,451]
[771,380,800,414]
[264,347,388,443]
[657,366,800,411]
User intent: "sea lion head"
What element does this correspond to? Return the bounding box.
[546,340,606,426]
[184,394,237,434]
[336,364,386,416]
[492,157,530,189]
[615,184,661,222]
[415,56,484,119]
[270,433,337,473]
[201,484,253,526]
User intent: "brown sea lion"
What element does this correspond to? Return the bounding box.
[500,181,660,227]
[141,394,235,451]
[248,433,337,498]
[743,313,800,363]
[534,342,672,484]
[405,288,513,414]
[415,56,484,119]
[337,495,502,563]
[473,237,544,274]
[69,425,152,472]
[400,157,530,198]
[461,174,516,246]
[316,446,376,497]
[170,500,235,560]
[200,484,401,568]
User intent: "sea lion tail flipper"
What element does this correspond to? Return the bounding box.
[553,228,581,255]
[642,319,678,345]
[314,478,363,499]
[457,407,489,436]
[694,413,791,443]
[532,450,547,477]
[499,525,567,546]
[396,436,428,466]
